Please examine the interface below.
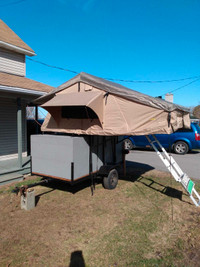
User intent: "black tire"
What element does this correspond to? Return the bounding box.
[173,141,189,155]
[103,169,118,190]
[123,138,133,150]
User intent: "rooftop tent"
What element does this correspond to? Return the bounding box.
[37,72,190,136]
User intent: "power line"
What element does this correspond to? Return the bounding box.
[27,57,200,84]
[28,57,199,96]
[27,58,78,75]
[104,75,200,83]
[162,77,200,96]
[0,0,26,7]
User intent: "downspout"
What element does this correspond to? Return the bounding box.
[17,98,23,168]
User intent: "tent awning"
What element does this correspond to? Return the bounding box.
[42,91,104,126]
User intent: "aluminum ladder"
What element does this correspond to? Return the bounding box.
[146,135,200,207]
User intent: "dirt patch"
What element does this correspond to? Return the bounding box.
[0,171,200,266]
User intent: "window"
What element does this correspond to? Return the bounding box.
[61,106,98,119]
[175,128,193,133]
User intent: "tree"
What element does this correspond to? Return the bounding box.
[193,105,200,119]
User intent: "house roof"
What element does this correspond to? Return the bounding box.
[0,19,35,56]
[38,72,189,112]
[0,72,54,93]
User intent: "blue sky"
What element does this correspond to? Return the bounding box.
[1,0,200,107]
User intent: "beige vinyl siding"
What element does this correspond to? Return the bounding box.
[0,97,27,159]
[0,48,25,76]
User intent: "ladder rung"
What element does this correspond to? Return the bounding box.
[190,188,200,207]
[146,134,200,207]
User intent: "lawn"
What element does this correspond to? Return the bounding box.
[0,165,200,267]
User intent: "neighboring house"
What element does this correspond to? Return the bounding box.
[0,19,54,184]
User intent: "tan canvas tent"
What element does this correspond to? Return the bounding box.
[37,72,190,136]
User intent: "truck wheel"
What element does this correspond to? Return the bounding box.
[103,169,118,190]
[174,141,189,155]
[123,139,133,150]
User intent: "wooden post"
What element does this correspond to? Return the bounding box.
[17,98,22,168]
[123,141,126,177]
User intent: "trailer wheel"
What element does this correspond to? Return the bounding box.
[103,169,118,190]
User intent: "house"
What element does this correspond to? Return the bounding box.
[0,19,54,184]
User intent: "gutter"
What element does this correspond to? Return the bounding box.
[0,41,36,56]
[0,85,46,96]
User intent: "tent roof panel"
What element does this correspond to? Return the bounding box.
[37,72,189,113]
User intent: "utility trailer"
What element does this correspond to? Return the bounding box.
[31,134,124,189]
[30,72,200,206]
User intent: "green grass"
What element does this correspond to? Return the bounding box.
[0,176,42,194]
[1,174,200,266]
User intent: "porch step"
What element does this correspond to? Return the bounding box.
[0,172,24,186]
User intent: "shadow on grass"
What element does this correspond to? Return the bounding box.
[34,179,94,206]
[35,160,190,205]
[40,178,97,194]
[37,161,153,196]
[35,188,55,206]
[121,160,155,182]
[137,176,191,205]
[120,161,192,204]
[69,250,85,267]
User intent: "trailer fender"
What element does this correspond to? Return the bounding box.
[98,165,118,176]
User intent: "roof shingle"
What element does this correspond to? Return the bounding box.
[0,19,35,54]
[0,72,54,93]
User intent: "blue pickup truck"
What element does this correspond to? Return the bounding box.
[124,123,200,154]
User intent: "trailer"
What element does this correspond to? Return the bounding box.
[30,72,200,205]
[31,134,124,189]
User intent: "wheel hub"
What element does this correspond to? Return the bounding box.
[176,144,186,153]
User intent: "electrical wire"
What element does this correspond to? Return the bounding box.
[27,57,200,97]
[104,75,200,83]
[162,77,200,96]
[27,58,78,75]
[27,57,200,84]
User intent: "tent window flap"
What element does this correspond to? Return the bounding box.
[61,106,98,119]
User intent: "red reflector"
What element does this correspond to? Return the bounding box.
[195,133,200,141]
